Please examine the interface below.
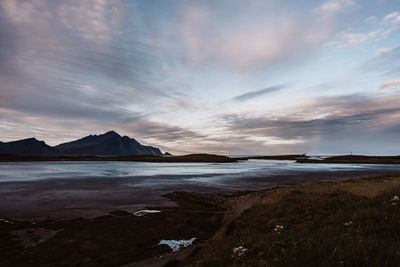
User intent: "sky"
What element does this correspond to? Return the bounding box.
[0,0,399,155]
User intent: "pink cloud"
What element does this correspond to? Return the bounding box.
[178,3,332,71]
[379,79,400,90]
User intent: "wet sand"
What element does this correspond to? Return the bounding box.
[0,169,398,220]
[2,170,400,266]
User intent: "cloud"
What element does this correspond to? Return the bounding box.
[178,1,332,71]
[122,120,205,144]
[57,0,123,42]
[325,28,382,48]
[379,79,400,89]
[1,1,399,155]
[383,11,400,23]
[313,0,355,15]
[233,84,290,102]
[365,16,378,24]
[325,11,400,48]
[362,45,400,76]
[0,0,50,24]
[218,93,400,153]
[376,47,391,55]
[0,0,192,127]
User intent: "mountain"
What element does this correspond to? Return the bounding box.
[54,131,164,156]
[0,138,61,156]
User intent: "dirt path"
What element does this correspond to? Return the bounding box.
[124,172,400,266]
[213,192,264,240]
[125,191,265,267]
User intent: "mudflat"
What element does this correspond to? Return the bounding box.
[0,169,397,220]
[1,171,400,266]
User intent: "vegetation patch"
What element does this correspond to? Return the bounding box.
[180,174,400,266]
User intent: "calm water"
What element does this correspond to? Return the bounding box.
[1,160,400,186]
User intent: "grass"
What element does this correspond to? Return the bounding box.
[177,174,400,266]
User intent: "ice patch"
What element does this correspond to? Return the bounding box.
[158,238,196,252]
[133,210,161,216]
[0,218,13,224]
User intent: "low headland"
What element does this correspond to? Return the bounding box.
[2,153,400,164]
[1,172,400,266]
[297,154,400,164]
[235,154,306,160]
[0,153,238,163]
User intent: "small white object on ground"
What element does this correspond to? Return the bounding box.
[0,218,13,224]
[232,246,248,256]
[158,238,196,252]
[344,221,353,226]
[391,196,399,201]
[133,210,161,216]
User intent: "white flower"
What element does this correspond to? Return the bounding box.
[274,225,284,231]
[232,246,248,259]
[344,221,352,226]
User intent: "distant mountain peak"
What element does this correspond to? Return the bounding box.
[55,131,163,156]
[103,130,121,137]
[0,137,60,155]
[1,131,165,157]
[20,137,38,142]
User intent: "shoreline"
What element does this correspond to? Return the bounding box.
[1,169,397,221]
[1,172,400,266]
[0,153,238,163]
[296,155,400,164]
[2,153,400,165]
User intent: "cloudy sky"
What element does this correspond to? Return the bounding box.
[0,0,399,155]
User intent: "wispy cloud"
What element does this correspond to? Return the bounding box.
[379,79,400,89]
[362,45,400,76]
[376,47,391,55]
[313,0,355,15]
[383,11,400,23]
[57,0,124,42]
[365,16,378,24]
[233,84,290,102]
[325,10,400,48]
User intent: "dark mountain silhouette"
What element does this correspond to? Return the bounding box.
[54,131,164,156]
[0,138,61,156]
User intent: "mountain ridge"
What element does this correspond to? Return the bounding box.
[0,138,61,156]
[0,131,166,156]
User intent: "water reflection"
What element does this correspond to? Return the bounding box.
[1,160,400,184]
